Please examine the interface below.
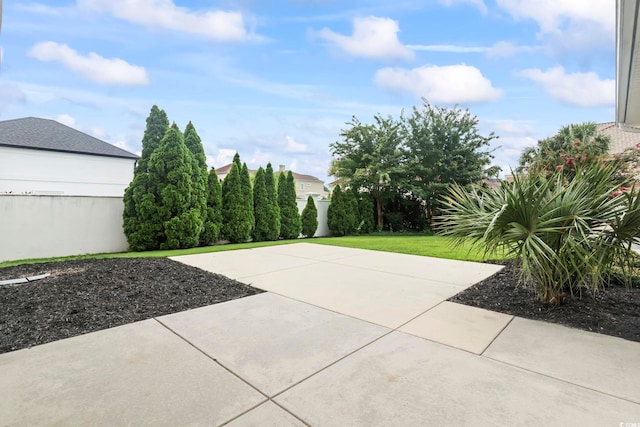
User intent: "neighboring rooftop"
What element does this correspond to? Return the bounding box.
[215,163,323,182]
[597,122,640,154]
[0,117,139,160]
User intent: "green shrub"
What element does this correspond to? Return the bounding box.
[252,167,271,242]
[264,163,281,240]
[328,185,354,236]
[357,193,375,234]
[222,162,252,243]
[301,196,318,237]
[441,165,640,304]
[278,171,301,239]
[202,167,222,245]
[183,121,208,245]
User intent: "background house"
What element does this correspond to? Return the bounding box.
[0,117,139,197]
[0,117,139,262]
[215,163,328,199]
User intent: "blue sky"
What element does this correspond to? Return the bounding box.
[0,0,616,182]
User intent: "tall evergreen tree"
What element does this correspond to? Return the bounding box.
[278,171,301,239]
[202,167,223,245]
[358,193,375,234]
[301,196,318,238]
[344,189,359,233]
[148,123,202,249]
[328,185,352,237]
[241,162,255,236]
[123,105,169,251]
[222,162,252,242]
[264,163,281,240]
[183,121,208,245]
[252,167,270,242]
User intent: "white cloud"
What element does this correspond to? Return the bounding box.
[519,66,614,107]
[314,16,414,60]
[439,0,488,14]
[284,135,309,153]
[90,127,107,139]
[407,41,539,57]
[77,0,256,42]
[55,114,77,128]
[407,44,487,53]
[211,149,236,168]
[0,84,27,111]
[28,42,150,86]
[15,3,62,15]
[488,120,536,137]
[373,64,501,104]
[496,0,613,51]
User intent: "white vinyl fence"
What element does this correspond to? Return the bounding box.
[0,195,128,263]
[1,195,331,263]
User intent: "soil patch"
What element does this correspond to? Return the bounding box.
[449,260,640,343]
[0,258,262,354]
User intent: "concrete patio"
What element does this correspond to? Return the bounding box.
[1,243,638,426]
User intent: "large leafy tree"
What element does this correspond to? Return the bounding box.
[202,167,222,245]
[183,121,208,245]
[222,162,252,243]
[330,115,404,230]
[252,167,270,242]
[278,171,301,239]
[147,123,202,250]
[264,163,281,240]
[123,105,169,251]
[301,196,318,238]
[403,101,499,224]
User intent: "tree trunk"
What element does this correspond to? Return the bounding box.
[375,195,384,230]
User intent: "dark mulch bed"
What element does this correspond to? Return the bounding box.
[0,258,262,354]
[2,257,638,354]
[449,260,640,343]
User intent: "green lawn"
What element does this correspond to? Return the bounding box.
[0,234,501,268]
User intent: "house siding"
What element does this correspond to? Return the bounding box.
[0,146,136,197]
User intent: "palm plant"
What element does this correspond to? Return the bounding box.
[441,165,640,304]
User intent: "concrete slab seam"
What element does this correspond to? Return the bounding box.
[152,318,313,427]
[323,258,481,288]
[259,291,401,330]
[235,260,325,280]
[480,315,516,356]
[218,400,313,427]
[269,329,396,400]
[482,347,640,406]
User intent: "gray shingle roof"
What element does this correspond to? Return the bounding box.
[0,117,139,159]
[597,122,640,154]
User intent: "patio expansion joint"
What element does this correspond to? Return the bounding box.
[151,318,314,427]
[269,328,396,401]
[481,349,640,406]
[322,258,473,289]
[236,260,326,281]
[479,314,515,356]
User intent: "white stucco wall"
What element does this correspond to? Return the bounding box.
[0,195,128,263]
[297,197,330,237]
[0,146,136,197]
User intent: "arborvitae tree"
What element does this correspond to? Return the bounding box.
[328,185,352,237]
[264,163,281,240]
[301,196,318,238]
[278,171,301,239]
[358,192,375,234]
[345,188,360,234]
[241,162,254,236]
[183,121,208,245]
[252,167,271,242]
[123,105,169,251]
[202,167,223,245]
[147,123,202,249]
[222,162,252,243]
